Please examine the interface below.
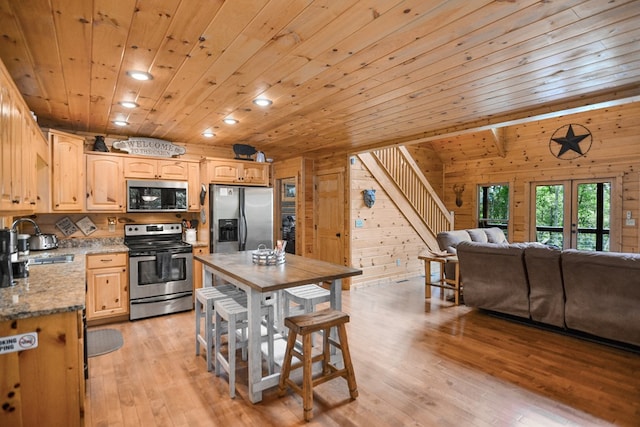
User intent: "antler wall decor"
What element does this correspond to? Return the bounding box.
[453,184,465,207]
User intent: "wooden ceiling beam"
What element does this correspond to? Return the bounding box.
[350,86,640,154]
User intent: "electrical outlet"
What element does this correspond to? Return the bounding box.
[396,259,401,266]
[355,219,364,228]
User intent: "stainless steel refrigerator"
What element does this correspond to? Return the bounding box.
[209,184,274,253]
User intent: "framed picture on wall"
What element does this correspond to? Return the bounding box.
[282,182,296,202]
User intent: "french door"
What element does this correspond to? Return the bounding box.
[530,178,615,251]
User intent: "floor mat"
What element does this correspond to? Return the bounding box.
[87,329,124,358]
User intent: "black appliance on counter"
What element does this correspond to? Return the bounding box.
[0,228,17,287]
[124,223,193,320]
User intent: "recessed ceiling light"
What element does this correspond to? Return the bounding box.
[113,120,129,127]
[126,70,153,81]
[119,101,139,109]
[202,131,215,138]
[223,118,238,125]
[253,98,272,107]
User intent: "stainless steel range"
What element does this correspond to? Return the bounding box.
[125,223,193,320]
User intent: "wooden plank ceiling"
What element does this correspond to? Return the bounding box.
[0,0,639,161]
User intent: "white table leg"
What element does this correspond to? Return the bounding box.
[247,288,262,403]
[203,264,212,288]
[329,279,343,359]
[276,289,285,334]
[330,278,342,310]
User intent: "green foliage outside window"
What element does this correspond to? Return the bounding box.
[478,184,509,229]
[534,182,610,251]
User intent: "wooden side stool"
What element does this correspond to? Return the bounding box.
[278,308,358,421]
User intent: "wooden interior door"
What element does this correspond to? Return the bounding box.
[315,171,345,267]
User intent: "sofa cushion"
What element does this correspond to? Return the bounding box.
[562,250,640,346]
[484,227,508,244]
[456,241,530,318]
[467,228,488,243]
[524,246,565,328]
[436,230,471,255]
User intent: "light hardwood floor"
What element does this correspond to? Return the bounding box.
[85,278,640,426]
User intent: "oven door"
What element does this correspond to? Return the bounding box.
[129,252,193,300]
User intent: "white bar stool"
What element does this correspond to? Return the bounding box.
[282,284,331,340]
[283,283,331,317]
[214,295,275,398]
[195,284,245,371]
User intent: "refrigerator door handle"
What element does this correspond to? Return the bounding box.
[239,188,247,250]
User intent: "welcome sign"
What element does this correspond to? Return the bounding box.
[113,137,186,158]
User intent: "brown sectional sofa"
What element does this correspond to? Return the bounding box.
[436,227,508,278]
[454,240,640,348]
[561,250,640,347]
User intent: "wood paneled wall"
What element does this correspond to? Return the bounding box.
[348,157,426,287]
[439,102,640,252]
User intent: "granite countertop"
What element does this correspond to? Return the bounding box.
[0,242,129,322]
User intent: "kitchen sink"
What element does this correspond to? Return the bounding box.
[27,254,75,265]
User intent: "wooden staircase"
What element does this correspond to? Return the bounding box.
[358,146,453,251]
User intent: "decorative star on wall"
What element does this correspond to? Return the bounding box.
[548,124,592,160]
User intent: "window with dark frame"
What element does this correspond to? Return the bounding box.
[478,184,509,230]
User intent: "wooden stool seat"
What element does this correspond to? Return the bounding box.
[279,308,358,421]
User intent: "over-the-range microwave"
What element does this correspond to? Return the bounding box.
[127,180,188,212]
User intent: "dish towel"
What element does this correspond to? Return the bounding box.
[155,252,173,281]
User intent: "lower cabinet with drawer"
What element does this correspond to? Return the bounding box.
[192,246,209,290]
[86,252,129,324]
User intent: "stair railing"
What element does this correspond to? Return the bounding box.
[371,146,453,236]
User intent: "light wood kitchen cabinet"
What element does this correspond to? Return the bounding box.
[0,84,20,211]
[0,59,49,214]
[86,154,125,211]
[49,129,85,211]
[187,161,201,211]
[0,310,84,427]
[0,70,45,213]
[22,122,39,209]
[86,252,129,322]
[207,159,270,186]
[192,246,209,290]
[124,157,188,180]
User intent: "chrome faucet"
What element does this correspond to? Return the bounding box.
[11,218,42,235]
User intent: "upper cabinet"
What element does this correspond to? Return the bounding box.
[187,161,201,211]
[49,130,85,211]
[124,158,188,180]
[207,159,270,186]
[0,84,21,211]
[0,63,48,214]
[86,154,125,211]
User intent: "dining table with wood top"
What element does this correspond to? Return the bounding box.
[195,251,362,403]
